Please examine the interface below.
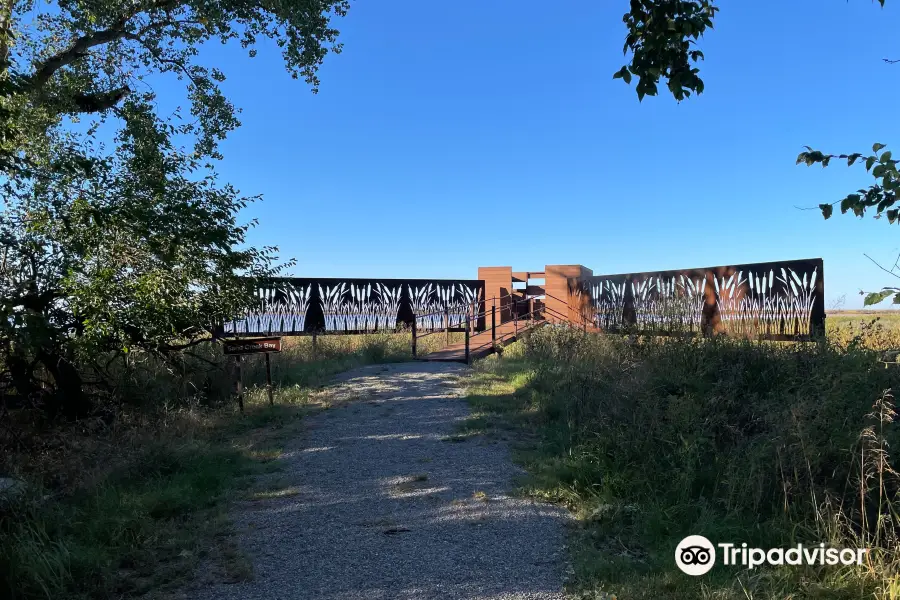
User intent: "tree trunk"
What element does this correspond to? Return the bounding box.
[6,353,40,403]
[37,349,91,420]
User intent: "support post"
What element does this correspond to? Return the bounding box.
[514,298,518,336]
[445,306,450,345]
[235,355,244,414]
[265,352,274,406]
[411,319,417,358]
[491,304,496,344]
[465,313,470,364]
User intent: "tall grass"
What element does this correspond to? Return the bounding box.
[468,323,900,599]
[1,330,437,600]
[93,330,451,414]
[1,439,251,599]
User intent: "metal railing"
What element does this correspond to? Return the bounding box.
[411,292,507,358]
[410,290,593,363]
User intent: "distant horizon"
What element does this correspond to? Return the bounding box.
[827,308,900,313]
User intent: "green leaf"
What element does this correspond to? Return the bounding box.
[840,194,860,214]
[819,203,833,219]
[873,143,886,153]
[864,289,895,306]
[881,150,893,163]
[613,66,632,84]
[866,156,877,171]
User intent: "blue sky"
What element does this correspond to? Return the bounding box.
[192,0,899,309]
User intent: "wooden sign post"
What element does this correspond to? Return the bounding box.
[223,337,282,408]
[234,355,244,413]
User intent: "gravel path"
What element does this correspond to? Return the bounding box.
[195,361,571,600]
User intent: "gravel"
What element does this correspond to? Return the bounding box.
[192,361,571,600]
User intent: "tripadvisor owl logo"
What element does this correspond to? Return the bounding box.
[675,535,716,576]
[675,535,869,576]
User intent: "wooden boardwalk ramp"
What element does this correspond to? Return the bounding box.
[419,320,543,363]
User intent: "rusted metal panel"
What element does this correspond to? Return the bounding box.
[478,266,513,324]
[545,265,593,324]
[577,258,825,340]
[222,278,485,337]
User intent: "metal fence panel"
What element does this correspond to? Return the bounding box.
[222,277,485,336]
[576,258,824,340]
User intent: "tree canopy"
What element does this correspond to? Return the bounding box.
[0,1,348,416]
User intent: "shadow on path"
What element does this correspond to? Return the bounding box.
[191,362,571,600]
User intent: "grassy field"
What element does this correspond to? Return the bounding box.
[826,311,900,352]
[463,322,900,600]
[0,331,448,600]
[6,318,900,599]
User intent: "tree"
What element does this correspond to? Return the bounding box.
[0,1,349,417]
[613,0,897,305]
[796,143,899,306]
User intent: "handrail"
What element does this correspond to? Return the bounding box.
[413,299,484,341]
[413,290,521,343]
[411,288,582,322]
[467,305,547,352]
[410,286,597,358]
[412,290,519,321]
[534,291,594,327]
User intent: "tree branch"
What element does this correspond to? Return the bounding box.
[28,2,188,90]
[134,38,201,85]
[70,87,131,113]
[184,349,225,369]
[1,289,63,311]
[0,0,15,70]
[30,19,132,89]
[864,253,900,280]
[154,336,214,354]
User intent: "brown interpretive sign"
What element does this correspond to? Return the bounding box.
[223,337,282,355]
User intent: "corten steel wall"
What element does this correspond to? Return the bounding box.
[545,265,592,324]
[222,278,485,337]
[576,258,825,340]
[478,266,513,324]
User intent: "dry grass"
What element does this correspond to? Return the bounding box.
[827,311,900,351]
[464,325,900,600]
